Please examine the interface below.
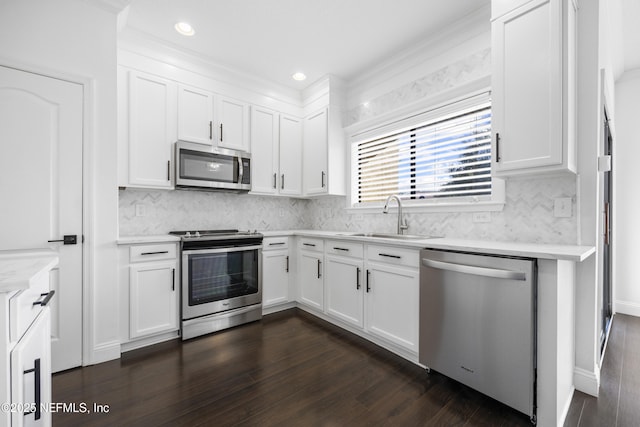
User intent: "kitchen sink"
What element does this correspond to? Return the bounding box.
[343,232,440,240]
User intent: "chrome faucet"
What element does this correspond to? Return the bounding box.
[383,195,408,235]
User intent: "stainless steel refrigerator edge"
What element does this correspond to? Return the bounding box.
[419,249,537,422]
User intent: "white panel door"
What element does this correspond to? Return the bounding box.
[325,256,363,328]
[492,0,562,172]
[279,114,303,196]
[0,65,83,372]
[177,84,214,145]
[262,250,289,307]
[217,96,249,152]
[303,108,328,195]
[128,70,176,188]
[298,251,324,311]
[249,106,278,194]
[365,263,419,352]
[129,261,178,338]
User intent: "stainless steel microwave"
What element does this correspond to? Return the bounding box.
[175,141,251,192]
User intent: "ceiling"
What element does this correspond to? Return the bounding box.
[121,0,489,90]
[120,0,640,90]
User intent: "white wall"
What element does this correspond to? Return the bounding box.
[614,69,640,316]
[0,0,120,365]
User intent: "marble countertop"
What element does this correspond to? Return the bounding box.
[0,250,59,293]
[119,230,595,262]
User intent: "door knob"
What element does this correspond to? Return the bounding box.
[48,235,77,245]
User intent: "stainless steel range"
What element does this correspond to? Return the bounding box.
[170,229,263,340]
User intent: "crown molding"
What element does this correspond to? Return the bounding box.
[80,0,131,14]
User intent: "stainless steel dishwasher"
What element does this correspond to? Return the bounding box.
[419,249,537,422]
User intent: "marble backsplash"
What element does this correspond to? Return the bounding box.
[119,175,577,245]
[118,188,311,236]
[305,175,578,245]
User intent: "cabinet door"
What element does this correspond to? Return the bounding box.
[262,249,290,307]
[303,108,329,195]
[250,106,279,194]
[298,251,324,311]
[177,85,214,145]
[128,70,176,188]
[11,309,51,427]
[130,261,178,338]
[217,96,249,152]
[365,262,419,352]
[492,0,562,172]
[279,114,303,196]
[325,255,364,328]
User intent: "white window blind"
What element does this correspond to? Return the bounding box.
[355,100,492,205]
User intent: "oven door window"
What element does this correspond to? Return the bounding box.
[188,249,258,305]
[179,149,238,183]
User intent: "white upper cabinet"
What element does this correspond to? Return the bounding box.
[491,0,576,176]
[125,70,176,189]
[279,114,303,196]
[177,84,214,145]
[250,107,303,196]
[217,96,250,152]
[250,106,279,194]
[303,108,329,195]
[302,76,346,197]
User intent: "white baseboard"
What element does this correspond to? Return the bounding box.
[574,366,600,397]
[614,300,640,317]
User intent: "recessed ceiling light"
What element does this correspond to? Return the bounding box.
[292,72,307,81]
[175,22,195,36]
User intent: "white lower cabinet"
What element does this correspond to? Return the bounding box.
[10,309,51,427]
[261,237,291,309]
[314,239,419,356]
[364,261,419,353]
[297,238,324,311]
[324,241,365,328]
[129,261,178,338]
[118,242,179,349]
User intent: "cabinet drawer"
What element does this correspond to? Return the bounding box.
[263,236,289,251]
[325,240,364,258]
[9,271,50,342]
[130,243,177,262]
[298,237,324,252]
[366,245,419,268]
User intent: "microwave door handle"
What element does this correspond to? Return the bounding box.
[238,156,244,183]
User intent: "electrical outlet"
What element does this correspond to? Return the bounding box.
[472,212,491,223]
[554,198,572,218]
[135,204,146,217]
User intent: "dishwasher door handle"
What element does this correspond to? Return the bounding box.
[421,258,527,281]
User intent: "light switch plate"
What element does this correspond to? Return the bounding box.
[553,198,572,218]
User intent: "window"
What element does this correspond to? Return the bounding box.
[351,95,496,209]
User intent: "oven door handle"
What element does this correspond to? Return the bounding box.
[182,244,263,256]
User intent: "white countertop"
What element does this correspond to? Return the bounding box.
[117,235,180,245]
[120,230,595,262]
[265,230,595,262]
[0,251,59,293]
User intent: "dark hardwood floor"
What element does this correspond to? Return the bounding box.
[564,314,640,427]
[53,309,531,426]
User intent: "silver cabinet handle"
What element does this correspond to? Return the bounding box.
[333,247,349,252]
[209,121,213,140]
[379,253,400,259]
[281,174,285,190]
[356,267,361,290]
[317,259,322,279]
[220,123,224,142]
[421,258,526,281]
[286,255,289,273]
[273,173,277,189]
[495,132,501,163]
[141,251,169,256]
[167,160,171,181]
[321,171,326,188]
